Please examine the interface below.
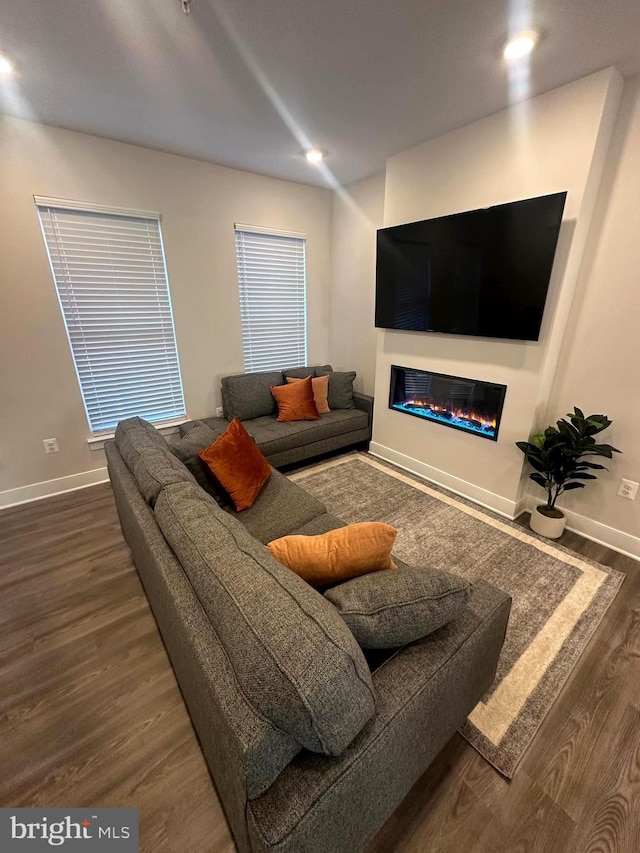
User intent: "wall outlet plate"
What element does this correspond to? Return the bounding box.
[617,478,639,501]
[215,407,224,418]
[43,437,59,454]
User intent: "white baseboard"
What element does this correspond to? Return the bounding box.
[369,443,639,561]
[0,467,109,510]
[512,497,529,520]
[369,442,519,519]
[525,497,640,561]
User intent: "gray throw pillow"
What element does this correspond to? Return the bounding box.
[317,369,356,409]
[324,565,471,648]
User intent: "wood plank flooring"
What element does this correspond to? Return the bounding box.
[0,484,638,852]
[0,484,232,853]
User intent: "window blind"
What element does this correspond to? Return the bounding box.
[235,226,307,372]
[36,202,185,434]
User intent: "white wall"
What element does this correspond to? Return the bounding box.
[0,116,332,500]
[371,69,623,518]
[541,75,640,553]
[3,72,638,555]
[329,173,385,395]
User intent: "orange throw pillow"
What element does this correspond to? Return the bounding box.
[267,522,398,587]
[271,375,320,422]
[286,374,330,414]
[198,418,271,511]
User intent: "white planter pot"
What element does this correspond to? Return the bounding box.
[529,506,567,539]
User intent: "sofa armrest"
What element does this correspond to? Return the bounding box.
[178,418,207,437]
[353,391,374,427]
[247,579,511,852]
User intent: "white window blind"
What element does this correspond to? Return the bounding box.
[36,201,185,434]
[235,225,307,372]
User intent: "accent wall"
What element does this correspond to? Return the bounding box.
[371,69,623,519]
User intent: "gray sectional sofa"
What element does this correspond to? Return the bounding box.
[106,416,511,853]
[179,365,373,467]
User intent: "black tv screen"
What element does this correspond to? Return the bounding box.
[375,191,567,341]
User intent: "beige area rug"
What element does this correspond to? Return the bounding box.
[290,453,625,777]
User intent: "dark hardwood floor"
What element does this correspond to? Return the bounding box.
[0,483,638,852]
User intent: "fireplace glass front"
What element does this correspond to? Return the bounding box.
[389,365,507,441]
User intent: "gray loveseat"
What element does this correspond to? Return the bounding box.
[179,365,373,467]
[106,416,511,853]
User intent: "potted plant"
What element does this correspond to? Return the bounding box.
[516,407,621,539]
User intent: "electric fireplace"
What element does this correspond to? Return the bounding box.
[389,365,507,441]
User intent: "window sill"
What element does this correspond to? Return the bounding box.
[87,418,188,451]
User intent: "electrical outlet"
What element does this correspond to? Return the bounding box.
[215,407,224,418]
[617,478,639,501]
[43,437,59,454]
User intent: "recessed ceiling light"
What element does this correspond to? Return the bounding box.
[305,148,324,164]
[0,54,14,75]
[503,31,539,61]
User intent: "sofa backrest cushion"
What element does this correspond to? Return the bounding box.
[281,364,333,379]
[235,466,326,545]
[221,367,334,419]
[222,371,284,420]
[154,481,376,755]
[114,417,197,506]
[170,421,231,506]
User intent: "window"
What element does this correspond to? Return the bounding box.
[36,198,185,434]
[235,224,307,372]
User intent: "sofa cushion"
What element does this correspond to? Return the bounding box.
[198,418,272,511]
[115,415,167,455]
[271,375,320,422]
[171,421,231,505]
[281,364,332,379]
[286,375,330,414]
[246,581,511,851]
[177,419,207,437]
[236,468,326,544]
[324,566,472,649]
[154,482,376,755]
[222,371,284,420]
[243,409,368,456]
[317,369,356,409]
[289,512,346,536]
[114,416,197,506]
[267,522,398,588]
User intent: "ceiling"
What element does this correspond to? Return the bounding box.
[1,0,640,188]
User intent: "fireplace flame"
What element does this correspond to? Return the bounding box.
[405,400,497,430]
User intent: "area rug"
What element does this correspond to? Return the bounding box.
[290,453,625,777]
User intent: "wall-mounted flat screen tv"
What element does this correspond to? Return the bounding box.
[375,191,567,341]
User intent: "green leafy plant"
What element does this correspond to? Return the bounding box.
[516,407,621,518]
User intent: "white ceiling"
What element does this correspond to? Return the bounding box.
[1,0,640,187]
